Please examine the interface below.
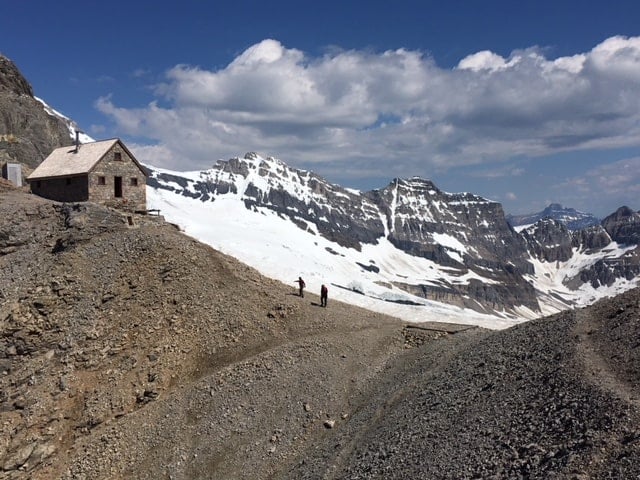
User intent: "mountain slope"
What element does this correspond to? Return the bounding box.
[147,153,640,326]
[0,183,411,478]
[286,287,640,479]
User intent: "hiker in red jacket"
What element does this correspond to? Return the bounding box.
[320,284,328,307]
[295,276,306,297]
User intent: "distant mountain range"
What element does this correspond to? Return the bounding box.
[507,203,600,231]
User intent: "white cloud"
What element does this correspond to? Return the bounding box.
[457,50,507,72]
[554,157,640,213]
[97,36,640,182]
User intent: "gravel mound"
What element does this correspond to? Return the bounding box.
[287,290,640,479]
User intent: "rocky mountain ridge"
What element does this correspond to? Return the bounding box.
[148,153,640,318]
[150,155,539,314]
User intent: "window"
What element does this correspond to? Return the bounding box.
[66,178,72,185]
[130,177,138,186]
[114,152,122,161]
[98,176,106,185]
[36,181,41,188]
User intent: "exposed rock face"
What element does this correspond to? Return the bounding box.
[602,206,640,245]
[572,225,612,251]
[520,218,574,263]
[519,215,640,291]
[0,54,73,170]
[0,55,33,96]
[568,208,640,289]
[366,178,538,311]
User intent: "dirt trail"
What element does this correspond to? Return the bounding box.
[573,307,640,408]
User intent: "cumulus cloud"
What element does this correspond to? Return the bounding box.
[96,36,640,180]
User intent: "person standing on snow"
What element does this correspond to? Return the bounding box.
[295,276,306,297]
[320,284,328,307]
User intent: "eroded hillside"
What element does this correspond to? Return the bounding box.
[0,184,423,479]
[1,183,639,480]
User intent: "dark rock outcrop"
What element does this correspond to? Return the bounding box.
[0,54,73,171]
[520,218,574,262]
[572,225,612,251]
[602,206,640,245]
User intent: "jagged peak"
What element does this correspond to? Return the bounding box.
[525,216,568,232]
[0,54,33,97]
[607,205,638,219]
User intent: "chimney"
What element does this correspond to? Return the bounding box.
[74,130,82,153]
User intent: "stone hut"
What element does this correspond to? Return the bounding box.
[27,138,148,210]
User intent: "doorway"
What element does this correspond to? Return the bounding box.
[114,176,122,198]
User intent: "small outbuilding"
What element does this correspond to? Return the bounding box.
[1,162,23,187]
[27,138,148,210]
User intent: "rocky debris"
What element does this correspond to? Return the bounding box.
[0,186,405,479]
[286,288,640,480]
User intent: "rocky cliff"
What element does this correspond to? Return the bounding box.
[518,211,640,291]
[0,54,74,172]
[602,206,640,245]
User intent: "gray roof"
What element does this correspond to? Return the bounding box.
[28,139,143,180]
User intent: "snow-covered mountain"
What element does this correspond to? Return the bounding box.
[507,203,600,231]
[146,153,640,329]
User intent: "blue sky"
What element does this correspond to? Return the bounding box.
[2,1,640,217]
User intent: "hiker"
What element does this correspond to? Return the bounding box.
[320,284,328,307]
[295,276,306,297]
